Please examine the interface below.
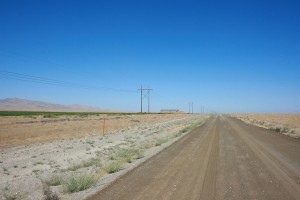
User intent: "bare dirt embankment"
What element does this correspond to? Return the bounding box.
[0,114,208,200]
[231,114,300,138]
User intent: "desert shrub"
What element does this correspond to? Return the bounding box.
[43,184,60,200]
[115,148,143,163]
[110,148,144,164]
[179,127,189,133]
[43,193,59,200]
[67,157,101,171]
[2,188,23,200]
[103,161,123,174]
[82,157,101,168]
[140,142,154,150]
[173,132,183,138]
[43,114,57,118]
[63,174,97,193]
[179,123,199,134]
[281,127,289,133]
[155,138,169,146]
[44,174,63,186]
[273,127,281,132]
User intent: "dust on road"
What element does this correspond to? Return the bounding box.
[88,115,300,200]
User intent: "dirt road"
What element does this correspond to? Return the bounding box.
[88,115,300,200]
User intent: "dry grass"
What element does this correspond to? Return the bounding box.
[232,114,300,138]
[233,114,300,127]
[0,114,190,148]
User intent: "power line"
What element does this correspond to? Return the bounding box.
[0,50,98,78]
[0,69,136,93]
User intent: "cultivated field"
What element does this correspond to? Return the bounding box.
[231,114,300,138]
[0,113,208,200]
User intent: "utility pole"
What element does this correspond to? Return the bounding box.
[140,86,143,112]
[147,89,150,113]
[192,102,193,114]
[138,86,152,113]
[188,102,193,114]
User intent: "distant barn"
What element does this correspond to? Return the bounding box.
[160,109,184,114]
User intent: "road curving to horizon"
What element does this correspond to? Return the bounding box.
[88,115,300,200]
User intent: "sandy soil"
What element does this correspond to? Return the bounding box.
[231,114,300,138]
[88,115,300,200]
[0,114,207,200]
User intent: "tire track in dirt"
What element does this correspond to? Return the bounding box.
[200,119,219,200]
[225,117,300,199]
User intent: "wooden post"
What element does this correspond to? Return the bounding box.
[102,118,106,136]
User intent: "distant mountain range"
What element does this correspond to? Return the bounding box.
[0,98,110,112]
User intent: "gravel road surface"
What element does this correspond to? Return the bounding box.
[88,115,300,200]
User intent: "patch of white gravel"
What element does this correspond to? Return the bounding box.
[0,115,208,200]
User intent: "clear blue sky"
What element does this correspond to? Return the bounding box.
[0,0,299,113]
